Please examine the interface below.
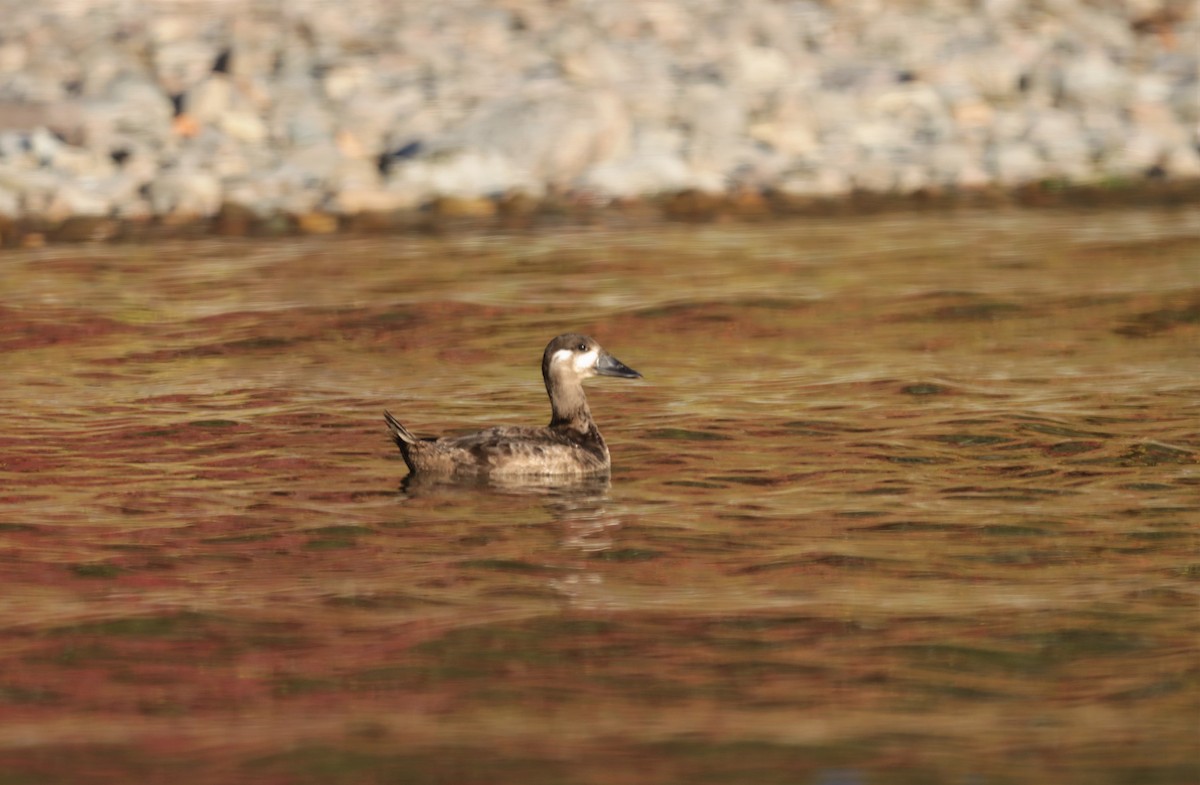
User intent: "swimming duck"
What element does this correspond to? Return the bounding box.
[384,333,641,477]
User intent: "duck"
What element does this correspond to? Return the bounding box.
[384,333,641,478]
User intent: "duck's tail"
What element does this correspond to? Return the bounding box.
[383,410,418,447]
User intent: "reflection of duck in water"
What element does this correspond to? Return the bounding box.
[385,333,641,479]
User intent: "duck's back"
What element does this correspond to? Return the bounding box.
[404,425,610,477]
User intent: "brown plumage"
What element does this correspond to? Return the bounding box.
[384,333,641,478]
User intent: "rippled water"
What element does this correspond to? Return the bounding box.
[1,209,1198,784]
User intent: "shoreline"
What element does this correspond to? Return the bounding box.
[3,178,1199,247]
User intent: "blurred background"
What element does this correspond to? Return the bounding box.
[0,0,1195,235]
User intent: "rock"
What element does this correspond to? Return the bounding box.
[428,196,497,219]
[662,189,726,222]
[148,167,222,218]
[218,109,269,145]
[331,188,419,214]
[51,216,119,243]
[44,182,114,220]
[678,84,746,176]
[5,170,65,218]
[928,144,990,189]
[496,190,540,218]
[725,187,770,217]
[853,155,902,193]
[580,128,693,198]
[1061,50,1131,108]
[990,142,1045,186]
[0,41,27,74]
[280,105,336,149]
[894,164,931,195]
[748,85,821,157]
[182,73,269,142]
[294,211,339,234]
[152,38,220,95]
[185,75,233,123]
[212,202,258,236]
[777,167,853,198]
[0,186,18,218]
[105,77,176,142]
[1107,128,1171,176]
[434,86,632,187]
[387,150,531,201]
[0,0,1194,225]
[1026,109,1091,179]
[1164,144,1200,179]
[731,44,792,91]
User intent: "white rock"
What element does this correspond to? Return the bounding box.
[338,87,425,156]
[582,153,691,198]
[777,167,852,198]
[322,62,375,102]
[853,157,899,193]
[990,141,1044,185]
[1080,108,1130,159]
[1163,143,1200,179]
[45,180,114,219]
[1061,50,1130,108]
[219,109,269,145]
[331,187,420,214]
[222,181,279,215]
[893,164,930,194]
[276,190,323,216]
[731,44,791,91]
[0,130,26,160]
[872,83,952,140]
[387,150,533,200]
[27,128,65,162]
[185,75,233,123]
[678,83,746,180]
[1027,109,1091,178]
[112,195,152,220]
[5,169,61,217]
[148,168,222,217]
[956,161,993,189]
[0,41,28,74]
[436,87,632,187]
[153,39,219,94]
[272,96,335,147]
[0,185,19,217]
[279,141,354,185]
[852,121,907,151]
[331,155,381,191]
[928,143,989,188]
[1106,128,1167,175]
[106,78,175,141]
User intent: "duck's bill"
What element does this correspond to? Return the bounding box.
[596,353,642,379]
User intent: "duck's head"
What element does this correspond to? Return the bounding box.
[542,333,641,384]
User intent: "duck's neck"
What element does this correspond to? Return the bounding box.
[546,376,595,433]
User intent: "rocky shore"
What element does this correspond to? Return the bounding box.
[0,0,1196,242]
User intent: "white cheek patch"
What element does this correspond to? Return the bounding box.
[551,347,598,374]
[573,349,598,373]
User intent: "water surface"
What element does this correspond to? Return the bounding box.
[1,209,1198,784]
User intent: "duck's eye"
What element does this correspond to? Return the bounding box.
[576,343,588,352]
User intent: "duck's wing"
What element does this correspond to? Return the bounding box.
[439,426,608,475]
